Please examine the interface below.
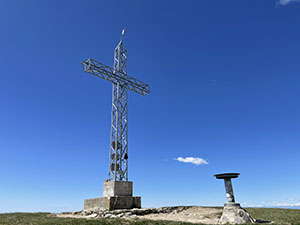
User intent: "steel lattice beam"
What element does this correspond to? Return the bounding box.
[81,59,150,96]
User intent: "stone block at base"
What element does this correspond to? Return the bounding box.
[219,204,255,224]
[84,196,141,211]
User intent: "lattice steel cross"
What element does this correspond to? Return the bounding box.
[82,30,150,181]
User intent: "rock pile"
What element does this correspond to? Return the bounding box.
[72,206,191,219]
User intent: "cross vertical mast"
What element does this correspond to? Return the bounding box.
[109,32,128,181]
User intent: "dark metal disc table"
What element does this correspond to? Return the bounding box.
[214,173,240,206]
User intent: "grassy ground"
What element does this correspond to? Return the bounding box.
[0,213,199,225]
[247,207,300,224]
[0,208,299,225]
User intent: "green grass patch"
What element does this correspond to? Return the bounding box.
[0,213,198,225]
[246,207,300,225]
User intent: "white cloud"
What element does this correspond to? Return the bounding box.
[276,202,300,207]
[278,0,300,5]
[243,199,300,208]
[174,157,208,166]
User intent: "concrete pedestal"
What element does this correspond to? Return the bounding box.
[84,181,141,211]
[84,196,141,211]
[103,181,133,197]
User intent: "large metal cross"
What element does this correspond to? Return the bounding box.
[82,30,150,181]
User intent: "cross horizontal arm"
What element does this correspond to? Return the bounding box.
[82,58,150,96]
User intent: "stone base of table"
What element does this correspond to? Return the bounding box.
[219,204,255,224]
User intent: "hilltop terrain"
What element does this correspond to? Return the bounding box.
[1,206,300,225]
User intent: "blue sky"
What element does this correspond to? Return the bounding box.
[0,0,300,212]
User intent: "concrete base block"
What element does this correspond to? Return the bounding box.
[103,181,133,197]
[84,196,141,211]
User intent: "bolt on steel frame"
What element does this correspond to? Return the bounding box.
[81,31,150,181]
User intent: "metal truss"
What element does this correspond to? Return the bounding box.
[81,59,150,96]
[81,32,150,181]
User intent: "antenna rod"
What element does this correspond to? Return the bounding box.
[120,28,125,42]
